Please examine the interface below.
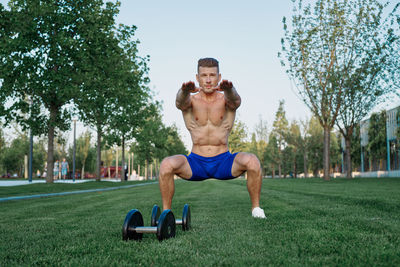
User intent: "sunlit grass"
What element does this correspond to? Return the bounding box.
[1,178,399,266]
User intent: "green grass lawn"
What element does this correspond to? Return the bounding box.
[1,178,399,266]
[0,180,156,198]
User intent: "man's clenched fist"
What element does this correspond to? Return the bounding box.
[181,81,200,93]
[218,80,233,91]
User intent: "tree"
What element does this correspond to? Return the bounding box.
[264,133,279,177]
[131,112,187,178]
[0,0,116,183]
[307,117,324,177]
[253,116,269,175]
[33,138,47,176]
[280,0,391,180]
[247,133,259,158]
[331,0,395,178]
[130,112,164,172]
[387,3,400,90]
[299,118,310,177]
[0,127,5,174]
[330,131,342,173]
[271,100,288,177]
[76,131,91,178]
[350,123,362,171]
[109,97,158,181]
[1,135,28,176]
[102,148,114,178]
[105,27,153,182]
[162,124,188,157]
[107,23,153,181]
[73,3,152,182]
[286,120,302,178]
[228,119,248,153]
[72,1,121,181]
[367,111,387,171]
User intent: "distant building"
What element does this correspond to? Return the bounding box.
[341,105,399,173]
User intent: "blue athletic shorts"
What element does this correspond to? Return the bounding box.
[184,151,239,181]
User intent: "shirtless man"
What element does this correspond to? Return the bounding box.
[159,58,266,218]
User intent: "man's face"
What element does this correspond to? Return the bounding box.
[196,66,221,94]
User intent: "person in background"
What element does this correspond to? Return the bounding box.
[61,158,69,179]
[54,160,60,180]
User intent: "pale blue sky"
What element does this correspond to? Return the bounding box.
[2,0,398,149]
[114,0,309,148]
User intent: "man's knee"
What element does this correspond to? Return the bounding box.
[160,156,183,178]
[160,157,174,177]
[243,153,261,173]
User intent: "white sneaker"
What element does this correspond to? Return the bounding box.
[252,207,266,219]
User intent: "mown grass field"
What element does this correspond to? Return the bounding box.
[1,178,400,266]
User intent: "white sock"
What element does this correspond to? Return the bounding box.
[252,207,266,219]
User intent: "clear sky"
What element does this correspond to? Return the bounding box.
[1,0,398,149]
[114,0,310,148]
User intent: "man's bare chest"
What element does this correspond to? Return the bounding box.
[192,100,226,126]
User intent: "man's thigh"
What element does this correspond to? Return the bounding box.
[231,152,260,177]
[163,155,192,180]
[231,152,249,177]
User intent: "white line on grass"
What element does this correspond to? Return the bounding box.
[0,181,159,202]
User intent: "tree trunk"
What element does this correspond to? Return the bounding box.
[96,127,102,181]
[323,125,331,181]
[121,135,125,182]
[303,150,308,178]
[81,165,85,179]
[271,164,275,178]
[313,168,318,177]
[116,148,118,178]
[46,106,57,183]
[293,157,297,178]
[278,163,282,178]
[345,136,352,179]
[145,160,148,180]
[108,167,111,178]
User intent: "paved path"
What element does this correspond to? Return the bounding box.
[0,178,136,187]
[0,181,158,202]
[0,179,89,187]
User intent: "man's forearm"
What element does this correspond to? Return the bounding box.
[175,88,191,110]
[224,86,241,109]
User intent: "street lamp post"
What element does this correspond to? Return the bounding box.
[28,98,33,183]
[29,127,33,183]
[73,119,76,182]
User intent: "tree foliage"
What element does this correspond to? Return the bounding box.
[280,0,393,180]
[130,109,187,174]
[307,117,324,177]
[271,100,288,177]
[285,120,302,177]
[0,0,125,182]
[367,111,387,169]
[228,119,248,154]
[387,3,400,90]
[1,134,28,176]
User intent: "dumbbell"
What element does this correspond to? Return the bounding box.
[151,204,191,231]
[122,209,176,241]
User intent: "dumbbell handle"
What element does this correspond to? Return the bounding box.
[156,219,182,225]
[129,226,157,234]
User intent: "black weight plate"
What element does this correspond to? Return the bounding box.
[182,204,191,231]
[122,209,143,241]
[151,205,160,227]
[157,209,176,241]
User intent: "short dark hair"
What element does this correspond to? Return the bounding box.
[198,57,219,73]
